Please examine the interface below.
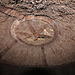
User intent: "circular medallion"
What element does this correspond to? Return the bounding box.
[11,15,57,46]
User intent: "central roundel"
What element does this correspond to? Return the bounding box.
[11,15,57,46]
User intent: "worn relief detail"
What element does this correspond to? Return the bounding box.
[0,0,75,66]
[3,0,50,12]
[1,0,71,13]
[11,15,57,46]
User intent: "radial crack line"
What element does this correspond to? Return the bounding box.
[41,46,48,67]
[0,40,17,59]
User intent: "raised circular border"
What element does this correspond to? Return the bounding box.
[11,15,58,46]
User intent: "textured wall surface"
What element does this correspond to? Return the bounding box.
[0,0,75,67]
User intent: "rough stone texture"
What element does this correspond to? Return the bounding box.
[0,0,75,67]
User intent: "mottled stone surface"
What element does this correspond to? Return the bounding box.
[0,0,75,67]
